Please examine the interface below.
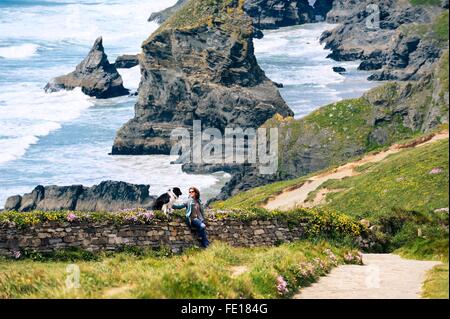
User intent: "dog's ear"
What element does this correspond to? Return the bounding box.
[173,187,182,196]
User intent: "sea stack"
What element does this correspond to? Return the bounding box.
[112,0,293,155]
[44,37,129,99]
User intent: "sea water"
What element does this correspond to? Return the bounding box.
[254,23,377,118]
[0,1,376,208]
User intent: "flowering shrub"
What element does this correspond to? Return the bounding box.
[343,251,363,265]
[0,207,363,243]
[324,248,338,266]
[213,207,363,239]
[66,213,78,222]
[0,208,165,228]
[276,276,289,295]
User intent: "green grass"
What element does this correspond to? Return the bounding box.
[422,263,449,299]
[0,240,361,299]
[319,139,449,219]
[401,10,449,45]
[433,11,449,42]
[410,0,442,6]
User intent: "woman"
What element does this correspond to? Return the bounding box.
[173,186,209,248]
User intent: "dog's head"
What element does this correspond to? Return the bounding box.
[172,187,182,198]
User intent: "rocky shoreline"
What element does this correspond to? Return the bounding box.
[4,181,155,212]
[321,0,448,81]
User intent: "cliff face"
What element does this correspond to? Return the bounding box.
[243,0,315,29]
[112,0,293,155]
[321,0,448,81]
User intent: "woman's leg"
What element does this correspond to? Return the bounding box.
[192,219,209,248]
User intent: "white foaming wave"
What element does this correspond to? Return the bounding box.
[0,43,39,59]
[254,37,290,54]
[0,0,177,48]
[255,23,338,59]
[266,64,344,86]
[0,85,93,164]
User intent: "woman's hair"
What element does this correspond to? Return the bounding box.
[189,186,200,200]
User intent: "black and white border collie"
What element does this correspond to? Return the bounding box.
[153,187,183,214]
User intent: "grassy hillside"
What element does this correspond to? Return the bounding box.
[317,139,448,219]
[212,131,448,209]
[0,241,361,299]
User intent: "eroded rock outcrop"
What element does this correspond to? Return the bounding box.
[321,0,447,81]
[114,54,140,69]
[149,0,320,29]
[243,0,315,29]
[45,37,129,99]
[4,181,155,212]
[112,0,293,155]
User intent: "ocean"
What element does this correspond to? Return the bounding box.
[0,0,376,208]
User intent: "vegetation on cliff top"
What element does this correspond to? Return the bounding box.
[0,241,362,298]
[401,10,449,46]
[153,0,248,35]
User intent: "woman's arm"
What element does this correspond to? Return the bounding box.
[172,202,187,210]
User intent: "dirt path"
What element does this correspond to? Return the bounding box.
[265,131,449,211]
[294,254,441,299]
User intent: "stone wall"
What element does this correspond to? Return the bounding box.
[0,217,306,257]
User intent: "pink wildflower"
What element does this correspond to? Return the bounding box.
[276,276,289,295]
[67,213,78,222]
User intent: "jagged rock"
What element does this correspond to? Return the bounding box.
[332,66,346,74]
[243,0,315,29]
[112,1,293,155]
[4,195,22,211]
[321,0,446,81]
[44,37,129,99]
[148,0,188,23]
[114,54,140,69]
[313,0,334,20]
[4,181,155,212]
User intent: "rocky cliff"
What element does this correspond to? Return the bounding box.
[45,37,129,99]
[112,0,293,155]
[4,181,155,212]
[321,0,448,81]
[148,0,329,29]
